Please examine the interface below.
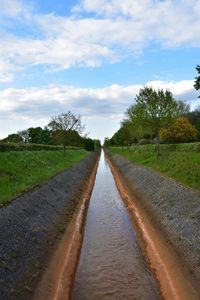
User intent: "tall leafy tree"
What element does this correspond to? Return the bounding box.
[125,104,150,141]
[133,87,189,156]
[194,65,200,98]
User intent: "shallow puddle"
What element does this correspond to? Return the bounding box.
[72,151,160,300]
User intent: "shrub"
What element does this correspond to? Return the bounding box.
[160,117,198,144]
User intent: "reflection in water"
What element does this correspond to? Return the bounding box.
[72,151,160,300]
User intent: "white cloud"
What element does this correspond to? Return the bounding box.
[0,73,13,83]
[75,0,200,48]
[0,80,198,141]
[0,0,200,80]
[0,0,31,18]
[0,59,16,82]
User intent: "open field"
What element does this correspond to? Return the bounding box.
[0,149,88,205]
[110,143,200,192]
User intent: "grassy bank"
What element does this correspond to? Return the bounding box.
[110,143,200,192]
[0,150,88,205]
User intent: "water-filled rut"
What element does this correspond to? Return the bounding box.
[72,151,160,299]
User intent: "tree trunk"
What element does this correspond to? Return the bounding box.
[156,130,161,157]
[128,142,130,152]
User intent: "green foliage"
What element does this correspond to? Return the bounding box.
[110,143,200,191]
[94,139,101,149]
[160,117,198,143]
[0,149,88,205]
[1,134,23,144]
[108,87,190,156]
[52,129,83,148]
[194,65,200,98]
[104,137,111,147]
[109,126,132,147]
[185,109,200,140]
[27,127,53,144]
[2,111,97,153]
[83,138,95,151]
[133,87,189,156]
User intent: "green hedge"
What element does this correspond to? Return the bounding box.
[160,143,200,153]
[0,143,82,152]
[113,142,200,153]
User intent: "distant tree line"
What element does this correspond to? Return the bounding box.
[1,111,101,152]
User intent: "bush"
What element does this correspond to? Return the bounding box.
[160,117,198,144]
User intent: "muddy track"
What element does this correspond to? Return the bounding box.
[0,151,99,300]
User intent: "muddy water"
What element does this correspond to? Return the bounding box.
[72,151,160,300]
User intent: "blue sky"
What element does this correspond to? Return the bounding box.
[0,0,199,142]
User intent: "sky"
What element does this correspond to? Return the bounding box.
[0,0,200,143]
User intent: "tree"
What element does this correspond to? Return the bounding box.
[109,129,123,146]
[51,128,83,148]
[160,117,198,143]
[2,134,23,144]
[18,129,29,143]
[48,112,85,153]
[185,109,200,140]
[125,104,150,141]
[83,138,95,151]
[27,127,53,144]
[118,121,136,150]
[133,87,189,156]
[94,139,101,149]
[194,65,200,98]
[103,137,111,147]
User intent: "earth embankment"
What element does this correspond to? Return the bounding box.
[108,152,200,295]
[0,151,99,300]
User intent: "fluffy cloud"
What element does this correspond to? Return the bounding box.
[0,0,200,81]
[0,0,31,18]
[0,80,198,140]
[74,0,200,48]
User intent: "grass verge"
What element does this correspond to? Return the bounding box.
[0,150,88,205]
[110,143,200,192]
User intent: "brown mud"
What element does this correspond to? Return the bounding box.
[107,153,199,300]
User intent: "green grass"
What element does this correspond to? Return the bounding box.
[110,143,200,192]
[0,149,88,205]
